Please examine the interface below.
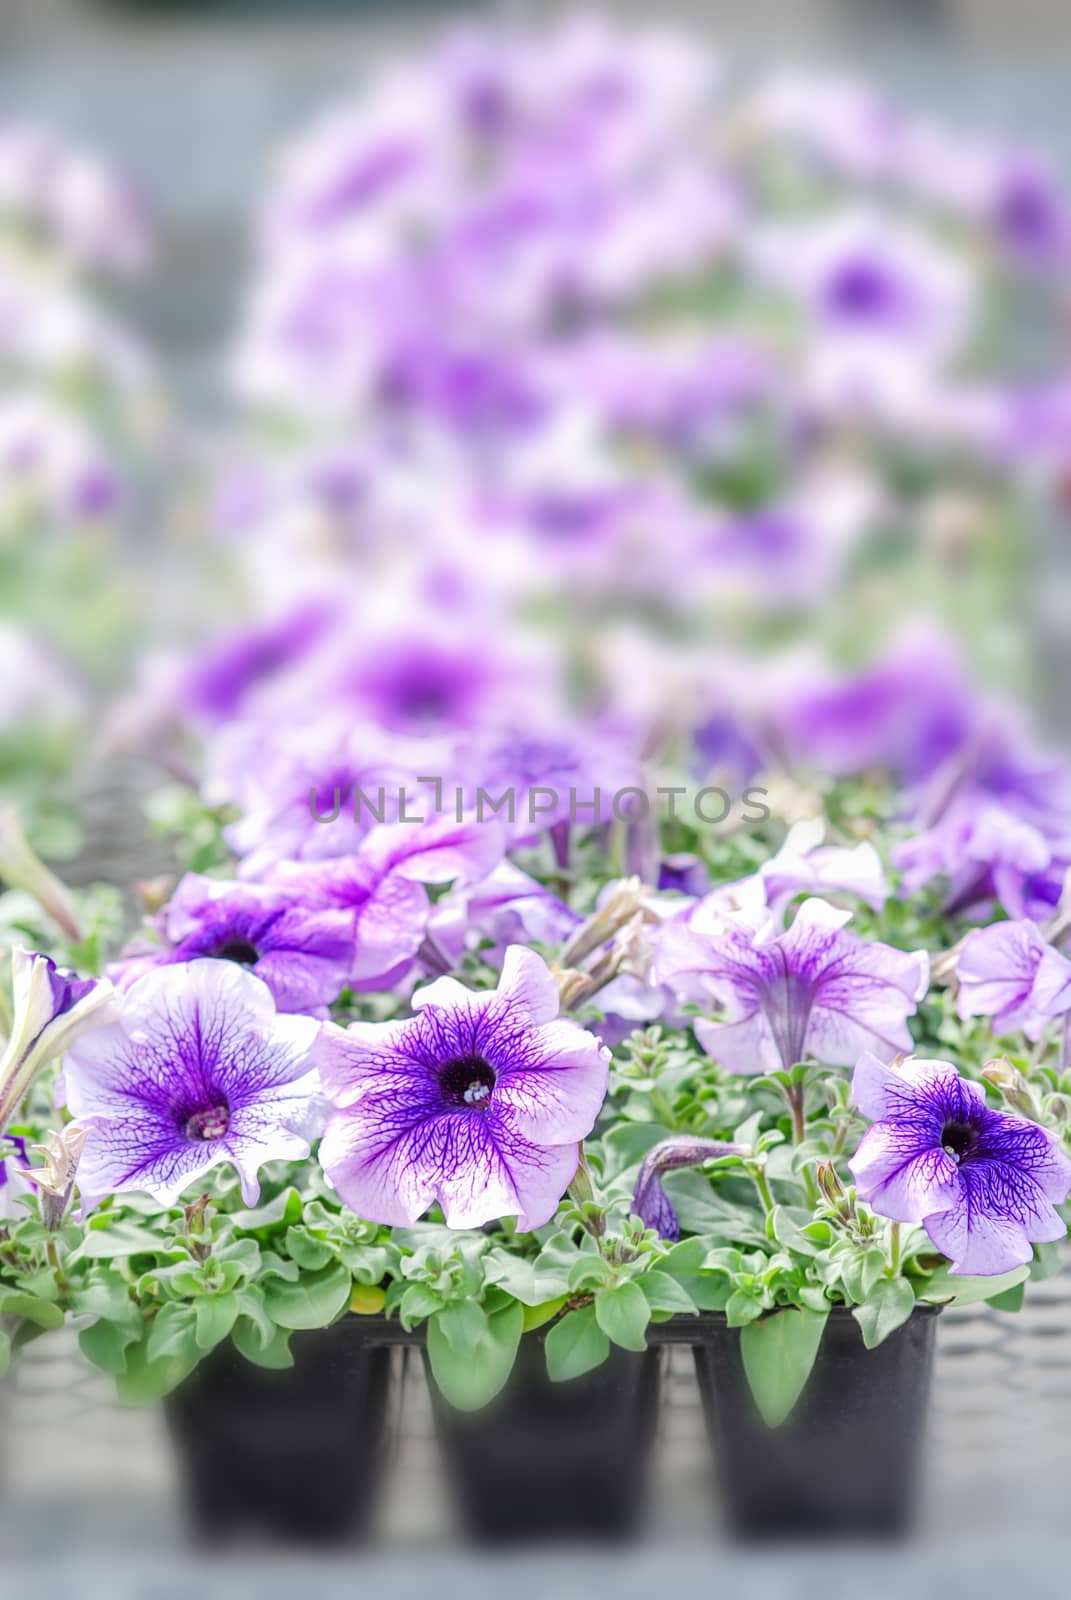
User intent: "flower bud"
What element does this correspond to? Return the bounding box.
[632,1137,748,1241]
[0,950,114,1133]
[982,1058,1042,1121]
[18,1122,89,1231]
[561,877,643,967]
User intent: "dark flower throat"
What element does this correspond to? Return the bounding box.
[440,1054,496,1110]
[941,1119,979,1164]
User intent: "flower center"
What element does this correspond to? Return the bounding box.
[211,938,260,966]
[439,1054,496,1110]
[184,1104,231,1142]
[941,1119,979,1164]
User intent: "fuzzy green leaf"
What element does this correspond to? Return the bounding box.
[261,1262,351,1330]
[852,1277,916,1349]
[544,1306,610,1382]
[426,1300,523,1411]
[740,1308,828,1428]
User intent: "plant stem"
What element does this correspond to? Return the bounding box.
[783,1081,819,1206]
[886,1220,902,1278]
[46,1237,69,1295]
[751,1164,775,1215]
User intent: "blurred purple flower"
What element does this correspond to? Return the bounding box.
[957,920,1071,1040]
[849,1050,1071,1275]
[111,874,354,1015]
[63,961,323,1207]
[316,946,609,1228]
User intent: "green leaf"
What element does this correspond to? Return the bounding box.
[284,1227,335,1271]
[232,1316,294,1370]
[852,1277,916,1349]
[116,1339,198,1404]
[68,1220,177,1264]
[78,1319,140,1377]
[435,1298,488,1355]
[426,1300,523,1411]
[594,1281,650,1352]
[194,1292,240,1352]
[230,1188,304,1236]
[639,1270,698,1316]
[521,1296,568,1333]
[544,1306,609,1382]
[986,1282,1026,1313]
[261,1262,352,1330]
[740,1308,829,1427]
[0,1329,10,1378]
[0,1292,64,1330]
[147,1302,198,1363]
[919,1263,1030,1306]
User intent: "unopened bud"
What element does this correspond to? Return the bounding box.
[982,1058,1042,1121]
[561,877,643,967]
[816,1161,846,1207]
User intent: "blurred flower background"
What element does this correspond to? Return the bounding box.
[4,0,1071,1574]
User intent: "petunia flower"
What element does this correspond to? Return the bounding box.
[849,1050,1071,1275]
[269,816,503,990]
[758,816,888,913]
[316,946,610,1229]
[62,961,323,1207]
[957,920,1071,1040]
[0,950,113,1133]
[109,874,355,1014]
[656,897,928,1075]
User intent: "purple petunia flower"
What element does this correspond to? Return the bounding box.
[956,920,1071,1040]
[316,946,609,1229]
[62,961,323,1207]
[110,874,355,1015]
[657,897,928,1075]
[269,816,504,989]
[849,1050,1071,1275]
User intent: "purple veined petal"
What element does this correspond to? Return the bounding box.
[973,1113,1071,1205]
[850,1048,964,1121]
[318,1104,444,1226]
[923,1157,1068,1275]
[848,1122,962,1222]
[493,944,563,1026]
[314,1016,436,1111]
[492,1018,609,1143]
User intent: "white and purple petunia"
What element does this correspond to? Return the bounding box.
[849,1050,1071,1275]
[656,897,928,1075]
[316,946,610,1229]
[62,961,323,1207]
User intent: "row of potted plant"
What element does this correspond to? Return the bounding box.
[1,795,1067,1540]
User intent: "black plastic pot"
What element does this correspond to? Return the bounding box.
[165,1318,392,1545]
[427,1332,662,1543]
[692,1306,940,1540]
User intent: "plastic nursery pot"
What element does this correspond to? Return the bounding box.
[692,1305,941,1541]
[164,1316,392,1546]
[426,1330,662,1544]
